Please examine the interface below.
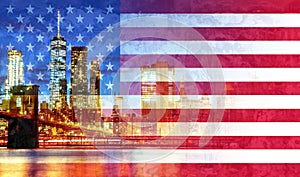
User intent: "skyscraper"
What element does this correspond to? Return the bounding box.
[5,49,24,99]
[89,60,101,123]
[89,60,101,107]
[141,61,175,108]
[49,9,67,109]
[7,50,24,87]
[90,60,100,95]
[70,46,88,107]
[140,61,175,135]
[71,46,88,124]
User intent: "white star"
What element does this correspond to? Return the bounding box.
[26,5,34,14]
[6,24,14,33]
[16,14,24,23]
[87,43,94,51]
[106,24,113,32]
[26,24,34,33]
[106,62,114,71]
[47,64,50,71]
[96,53,104,62]
[87,63,91,70]
[67,63,71,71]
[96,15,104,23]
[99,72,103,80]
[46,24,54,32]
[86,24,94,32]
[106,43,114,52]
[47,84,50,90]
[7,5,14,13]
[6,43,14,51]
[67,43,72,51]
[96,34,104,42]
[106,81,114,90]
[36,72,44,80]
[36,14,44,23]
[58,16,64,23]
[46,45,51,52]
[28,81,33,85]
[66,24,74,33]
[26,43,34,52]
[76,14,84,23]
[46,5,54,13]
[86,5,93,13]
[66,5,74,14]
[76,34,84,42]
[106,5,114,14]
[36,34,44,42]
[37,52,44,61]
[16,34,24,42]
[27,62,34,71]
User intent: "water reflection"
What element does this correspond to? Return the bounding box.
[0,163,182,177]
[0,149,294,176]
[0,148,182,176]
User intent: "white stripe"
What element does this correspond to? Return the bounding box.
[100,95,300,109]
[120,122,300,136]
[120,41,300,55]
[120,68,300,82]
[3,149,300,163]
[121,13,300,27]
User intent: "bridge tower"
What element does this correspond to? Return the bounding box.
[7,85,39,148]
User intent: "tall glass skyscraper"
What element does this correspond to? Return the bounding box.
[90,60,100,96]
[6,50,24,87]
[49,9,67,109]
[70,46,88,124]
[89,60,101,110]
[70,46,88,108]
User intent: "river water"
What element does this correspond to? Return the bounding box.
[0,147,198,177]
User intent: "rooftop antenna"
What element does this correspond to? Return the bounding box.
[57,8,61,38]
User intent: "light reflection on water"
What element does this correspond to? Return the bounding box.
[0,163,184,177]
[0,148,182,177]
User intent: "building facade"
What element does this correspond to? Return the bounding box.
[49,36,67,109]
[49,9,67,110]
[6,50,24,89]
[71,46,88,124]
[89,60,100,97]
[70,46,88,108]
[140,61,175,135]
[88,60,101,123]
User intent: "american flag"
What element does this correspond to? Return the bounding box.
[119,0,300,176]
[2,0,300,176]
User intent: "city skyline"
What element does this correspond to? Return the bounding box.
[0,1,120,104]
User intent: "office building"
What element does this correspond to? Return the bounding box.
[49,9,67,109]
[140,61,175,135]
[7,50,24,87]
[71,46,88,124]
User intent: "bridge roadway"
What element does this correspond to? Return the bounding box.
[0,110,80,130]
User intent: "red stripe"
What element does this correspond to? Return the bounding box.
[121,55,300,68]
[121,82,300,95]
[103,109,300,122]
[121,0,300,13]
[119,136,300,149]
[121,28,300,41]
